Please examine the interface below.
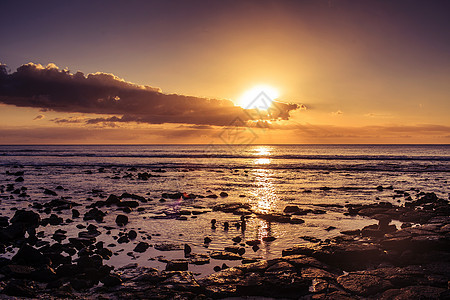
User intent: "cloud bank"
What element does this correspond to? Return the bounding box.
[0,62,299,126]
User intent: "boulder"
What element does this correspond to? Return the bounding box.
[337,272,393,296]
[115,214,129,226]
[101,273,123,287]
[12,244,50,266]
[10,210,40,227]
[165,260,189,271]
[210,251,243,260]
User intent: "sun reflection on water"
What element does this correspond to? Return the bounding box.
[250,168,280,214]
[248,145,281,247]
[254,146,272,156]
[257,219,270,240]
[254,158,271,165]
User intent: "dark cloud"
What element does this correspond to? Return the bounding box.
[0,62,300,126]
[50,116,85,124]
[33,114,45,120]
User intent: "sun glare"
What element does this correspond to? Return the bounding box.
[239,85,279,109]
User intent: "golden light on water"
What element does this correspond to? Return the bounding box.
[254,158,271,165]
[250,168,279,214]
[253,146,272,165]
[254,146,271,156]
[257,219,270,240]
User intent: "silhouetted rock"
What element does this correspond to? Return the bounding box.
[2,280,36,298]
[12,244,50,266]
[11,210,40,227]
[210,251,242,260]
[101,273,123,287]
[115,215,128,226]
[44,188,57,196]
[165,260,188,271]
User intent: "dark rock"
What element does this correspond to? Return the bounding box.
[189,254,210,265]
[97,247,113,259]
[72,209,80,218]
[0,216,9,227]
[154,243,182,251]
[380,285,446,300]
[83,208,106,222]
[77,254,103,270]
[12,244,50,266]
[210,251,242,260]
[246,240,261,246]
[362,224,385,238]
[31,264,57,282]
[213,202,252,214]
[117,236,129,244]
[265,261,295,274]
[2,280,36,298]
[101,273,123,287]
[4,264,35,278]
[166,260,189,271]
[15,177,24,182]
[44,189,57,196]
[120,192,146,201]
[204,237,212,244]
[341,229,361,236]
[224,246,241,254]
[68,237,96,249]
[105,194,121,205]
[44,198,80,210]
[283,205,301,214]
[52,230,67,242]
[301,267,336,280]
[220,192,229,197]
[47,214,64,225]
[257,213,292,223]
[122,207,132,213]
[337,272,393,296]
[117,200,140,208]
[70,278,94,291]
[184,244,192,256]
[10,210,40,227]
[115,214,128,226]
[55,263,78,277]
[128,230,137,240]
[232,236,241,243]
[290,217,305,224]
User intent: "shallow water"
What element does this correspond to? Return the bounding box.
[0,144,449,276]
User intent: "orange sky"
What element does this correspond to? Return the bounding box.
[0,0,449,144]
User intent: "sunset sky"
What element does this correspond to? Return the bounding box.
[0,0,449,144]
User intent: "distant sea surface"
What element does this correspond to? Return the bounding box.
[1,144,449,275]
[1,144,449,171]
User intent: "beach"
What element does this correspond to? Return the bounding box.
[0,144,448,298]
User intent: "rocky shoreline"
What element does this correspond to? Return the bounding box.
[0,173,449,299]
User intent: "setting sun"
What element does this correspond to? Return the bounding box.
[238,85,279,110]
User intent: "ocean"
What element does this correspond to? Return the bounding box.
[0,144,449,275]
